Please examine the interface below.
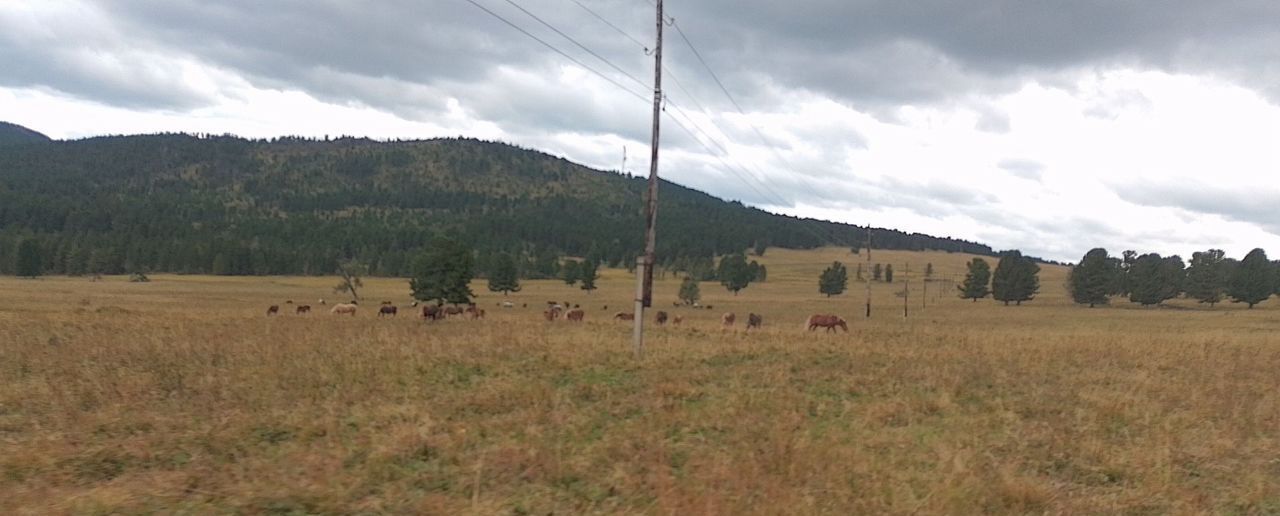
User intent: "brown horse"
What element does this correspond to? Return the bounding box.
[721,312,736,328]
[266,305,279,316]
[614,312,635,321]
[672,315,684,326]
[806,314,847,333]
[296,305,311,315]
[465,305,486,320]
[747,313,763,330]
[655,311,668,325]
[422,305,444,320]
[566,309,585,322]
[544,306,564,321]
[378,305,398,317]
[444,306,464,318]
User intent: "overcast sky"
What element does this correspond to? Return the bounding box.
[4,0,1280,262]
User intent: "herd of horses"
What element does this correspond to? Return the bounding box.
[264,299,849,332]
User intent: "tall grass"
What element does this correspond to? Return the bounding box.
[2,248,1279,514]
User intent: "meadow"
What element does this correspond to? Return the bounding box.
[2,247,1279,514]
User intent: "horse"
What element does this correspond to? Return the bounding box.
[544,305,564,321]
[672,315,683,326]
[566,308,585,322]
[331,303,358,316]
[465,305,485,320]
[721,312,736,328]
[747,313,763,330]
[501,301,514,308]
[422,305,444,320]
[266,305,279,316]
[378,305,398,317]
[655,311,669,325]
[444,306,464,318]
[296,305,312,315]
[614,312,635,321]
[806,314,847,333]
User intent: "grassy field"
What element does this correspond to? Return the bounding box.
[3,247,1280,514]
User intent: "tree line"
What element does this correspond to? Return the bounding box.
[1068,248,1280,309]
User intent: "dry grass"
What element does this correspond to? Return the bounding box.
[2,247,1280,514]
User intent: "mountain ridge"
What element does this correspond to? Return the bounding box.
[0,124,995,276]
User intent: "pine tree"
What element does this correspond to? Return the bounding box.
[14,238,42,278]
[717,253,753,295]
[410,238,476,306]
[1229,248,1273,309]
[753,241,767,256]
[678,276,700,305]
[1069,248,1118,307]
[333,259,368,301]
[211,253,231,276]
[872,263,882,281]
[1159,255,1186,302]
[487,253,521,295]
[884,264,894,283]
[1127,253,1178,306]
[818,261,848,297]
[992,251,1040,305]
[958,258,991,302]
[561,260,581,285]
[579,260,599,294]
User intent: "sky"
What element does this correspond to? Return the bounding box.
[3,0,1280,262]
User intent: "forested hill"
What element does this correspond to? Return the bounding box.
[0,122,51,147]
[0,126,993,276]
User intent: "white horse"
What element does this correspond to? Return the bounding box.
[330,302,358,316]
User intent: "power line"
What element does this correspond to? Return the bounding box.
[461,0,649,102]
[569,0,650,52]
[500,0,650,91]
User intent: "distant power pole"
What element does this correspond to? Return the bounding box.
[903,262,909,319]
[633,0,664,360]
[864,228,872,318]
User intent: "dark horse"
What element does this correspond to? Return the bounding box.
[806,314,847,333]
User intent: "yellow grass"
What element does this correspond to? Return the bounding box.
[2,247,1279,514]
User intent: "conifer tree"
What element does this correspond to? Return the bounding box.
[958,258,991,301]
[1069,248,1118,307]
[487,253,521,295]
[1229,248,1273,308]
[579,260,599,294]
[717,253,753,295]
[1127,253,1179,306]
[678,276,700,305]
[818,261,848,297]
[14,238,42,278]
[410,238,475,306]
[561,260,581,285]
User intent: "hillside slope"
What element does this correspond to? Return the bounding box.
[0,122,51,147]
[0,129,992,276]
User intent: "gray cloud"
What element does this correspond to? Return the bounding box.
[1113,181,1280,235]
[998,159,1045,181]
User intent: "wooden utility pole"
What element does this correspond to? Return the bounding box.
[633,0,664,360]
[864,228,872,318]
[903,263,909,319]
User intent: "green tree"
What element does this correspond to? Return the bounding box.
[678,275,700,305]
[1229,248,1273,308]
[753,241,767,256]
[884,264,894,283]
[487,253,521,295]
[14,238,42,278]
[410,238,476,306]
[818,261,848,297]
[992,251,1040,305]
[872,263,882,281]
[579,260,599,294]
[1127,253,1179,306]
[1069,248,1119,307]
[211,253,231,276]
[561,260,581,285]
[333,259,368,301]
[717,253,753,295]
[958,258,991,301]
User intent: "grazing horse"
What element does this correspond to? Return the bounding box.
[444,306,464,318]
[544,305,564,321]
[266,305,279,316]
[465,305,486,320]
[747,313,763,330]
[296,305,312,315]
[672,315,683,326]
[806,314,848,333]
[655,311,669,325]
[331,303,358,316]
[614,312,635,321]
[379,305,398,317]
[566,308,585,322]
[422,305,444,320]
[721,312,736,328]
